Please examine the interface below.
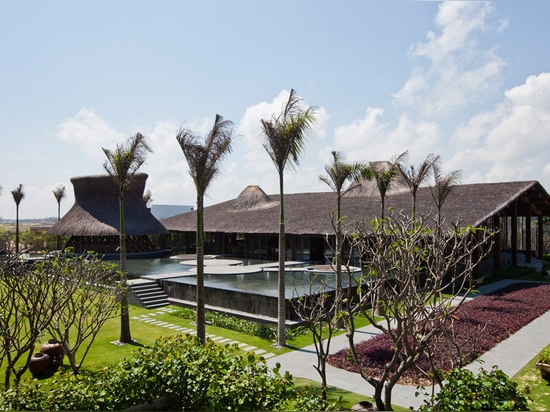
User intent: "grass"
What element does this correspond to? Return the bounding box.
[512,344,550,412]
[2,270,548,410]
[491,265,550,283]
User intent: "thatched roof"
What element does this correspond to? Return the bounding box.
[48,173,168,236]
[161,180,550,236]
[233,185,276,211]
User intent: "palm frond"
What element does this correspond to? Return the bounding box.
[319,151,369,196]
[102,133,152,192]
[261,89,316,173]
[430,163,462,210]
[176,114,234,196]
[11,184,25,205]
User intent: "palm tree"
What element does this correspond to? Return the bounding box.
[11,184,25,254]
[103,132,152,344]
[397,152,440,219]
[52,185,66,250]
[176,114,234,345]
[364,151,407,219]
[261,89,316,347]
[52,185,66,221]
[319,151,368,327]
[430,163,461,227]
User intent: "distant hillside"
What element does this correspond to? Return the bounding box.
[0,217,57,225]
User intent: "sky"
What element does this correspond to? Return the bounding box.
[1,1,550,220]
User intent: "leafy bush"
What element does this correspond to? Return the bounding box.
[171,307,308,341]
[0,334,320,411]
[417,366,529,411]
[328,283,550,384]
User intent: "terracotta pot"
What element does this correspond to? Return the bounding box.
[40,339,65,370]
[28,352,51,378]
[536,362,550,379]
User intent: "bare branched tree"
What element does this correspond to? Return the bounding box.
[0,252,71,387]
[290,274,337,403]
[46,254,124,374]
[344,211,493,411]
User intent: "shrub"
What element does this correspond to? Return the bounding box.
[0,334,320,411]
[171,307,308,341]
[418,366,529,411]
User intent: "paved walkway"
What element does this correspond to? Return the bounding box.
[266,279,550,410]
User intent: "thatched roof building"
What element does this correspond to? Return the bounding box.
[161,180,550,268]
[49,173,168,255]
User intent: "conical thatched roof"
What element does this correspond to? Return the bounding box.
[233,185,276,211]
[48,173,168,236]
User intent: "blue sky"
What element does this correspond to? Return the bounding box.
[1,1,550,219]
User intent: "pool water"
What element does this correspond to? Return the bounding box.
[123,256,359,298]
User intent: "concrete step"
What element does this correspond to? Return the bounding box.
[129,280,169,309]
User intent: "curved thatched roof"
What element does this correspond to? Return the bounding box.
[48,173,168,236]
[161,180,550,236]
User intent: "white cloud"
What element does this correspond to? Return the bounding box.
[447,72,550,185]
[394,1,505,119]
[333,108,440,164]
[57,108,126,159]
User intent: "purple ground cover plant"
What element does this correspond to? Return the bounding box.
[328,282,550,385]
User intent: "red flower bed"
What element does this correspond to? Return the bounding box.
[327,282,550,384]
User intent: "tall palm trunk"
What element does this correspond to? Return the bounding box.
[196,194,206,344]
[277,170,286,347]
[119,193,132,343]
[334,194,344,328]
[15,205,20,254]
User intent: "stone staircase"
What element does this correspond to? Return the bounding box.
[129,280,170,309]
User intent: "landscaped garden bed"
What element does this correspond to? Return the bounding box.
[328,282,550,385]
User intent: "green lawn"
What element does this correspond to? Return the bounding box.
[512,344,550,412]
[3,288,548,410]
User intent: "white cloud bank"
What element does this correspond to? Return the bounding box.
[394,1,505,119]
[448,72,550,185]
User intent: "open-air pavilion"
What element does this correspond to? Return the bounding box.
[161,179,550,273]
[48,173,169,257]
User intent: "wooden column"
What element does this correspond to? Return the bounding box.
[538,216,544,259]
[526,208,532,263]
[511,201,518,267]
[493,215,501,271]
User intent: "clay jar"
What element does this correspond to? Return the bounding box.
[40,339,65,370]
[28,353,51,378]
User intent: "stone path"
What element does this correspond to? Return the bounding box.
[131,307,277,359]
